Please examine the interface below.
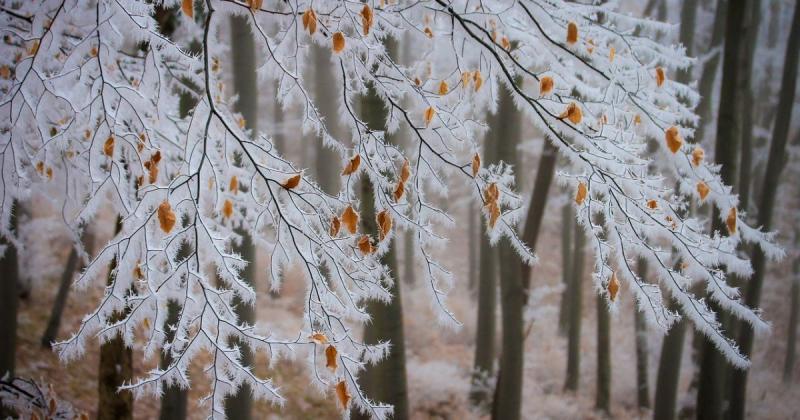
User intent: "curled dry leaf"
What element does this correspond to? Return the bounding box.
[697,181,710,201]
[376,210,392,241]
[357,235,374,254]
[575,181,587,205]
[103,136,115,157]
[361,4,373,35]
[726,207,737,235]
[461,71,471,88]
[282,173,302,189]
[438,80,448,95]
[342,205,359,234]
[634,114,642,125]
[147,162,159,184]
[181,0,193,18]
[341,154,361,176]
[655,66,666,87]
[330,216,341,237]
[325,345,338,371]
[133,260,144,280]
[0,65,10,79]
[424,27,433,38]
[559,102,582,124]
[692,146,705,167]
[488,202,501,229]
[158,200,176,234]
[665,126,683,154]
[566,21,578,44]
[608,272,620,301]
[423,106,435,127]
[302,8,317,35]
[647,199,658,210]
[471,153,481,177]
[222,199,233,219]
[335,380,351,409]
[473,70,483,91]
[400,159,411,183]
[501,36,511,50]
[248,0,263,10]
[539,76,554,96]
[309,332,328,344]
[393,181,405,201]
[332,32,345,53]
[484,182,499,203]
[609,46,615,62]
[229,176,239,194]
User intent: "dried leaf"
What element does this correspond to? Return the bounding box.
[692,146,705,167]
[332,32,346,53]
[310,332,328,344]
[488,201,501,229]
[147,163,159,184]
[400,159,411,183]
[133,260,144,280]
[103,135,115,157]
[330,216,341,237]
[634,114,642,125]
[647,199,658,210]
[229,176,239,194]
[35,161,45,175]
[342,205,359,234]
[566,21,578,44]
[325,345,338,371]
[609,46,616,62]
[423,106,436,127]
[697,181,710,201]
[655,66,666,87]
[438,80,449,95]
[501,36,511,50]
[158,200,176,234]
[182,0,193,18]
[361,4,373,35]
[283,173,302,189]
[424,27,434,38]
[559,102,583,124]
[484,182,499,204]
[471,153,481,177]
[664,126,683,154]
[473,70,483,91]
[376,210,392,241]
[608,272,620,301]
[461,71,471,89]
[302,9,317,35]
[248,0,263,10]
[539,76,554,96]
[335,380,351,409]
[575,181,587,205]
[393,182,405,201]
[357,235,374,254]
[222,199,233,219]
[0,65,10,80]
[726,207,737,235]
[341,154,361,176]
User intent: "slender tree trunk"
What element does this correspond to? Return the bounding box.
[653,307,687,420]
[596,295,611,414]
[634,258,650,409]
[97,218,133,420]
[352,73,409,419]
[696,2,746,418]
[403,231,416,286]
[0,205,19,379]
[736,0,761,215]
[729,4,800,419]
[694,0,728,146]
[564,222,585,392]
[675,0,697,86]
[224,15,259,419]
[311,42,341,194]
[784,232,800,383]
[558,201,573,335]
[468,202,478,292]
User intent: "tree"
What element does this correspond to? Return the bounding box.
[0,2,777,418]
[785,229,800,383]
[0,205,19,411]
[558,199,573,334]
[633,259,650,409]
[564,222,585,392]
[596,294,611,415]
[729,2,800,418]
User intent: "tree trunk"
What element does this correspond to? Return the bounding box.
[564,222,585,392]
[785,242,800,383]
[224,15,259,419]
[735,0,761,214]
[729,3,800,419]
[311,42,341,194]
[403,231,416,286]
[694,0,727,145]
[558,200,573,335]
[596,295,611,414]
[97,218,133,420]
[675,0,697,86]
[0,204,19,379]
[468,202,478,292]
[634,258,650,409]
[352,74,409,419]
[653,307,687,420]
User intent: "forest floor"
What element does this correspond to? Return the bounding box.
[13,174,800,420]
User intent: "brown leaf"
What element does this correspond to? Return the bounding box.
[181,0,193,18]
[501,36,511,51]
[488,201,501,229]
[566,21,578,44]
[330,216,341,237]
[229,176,239,194]
[539,76,554,96]
[357,235,374,254]
[575,181,587,205]
[325,345,338,372]
[608,272,620,301]
[342,205,359,234]
[559,102,582,124]
[424,27,434,38]
[692,146,705,167]
[438,80,449,95]
[647,199,658,210]
[222,199,233,219]
[423,106,436,127]
[341,154,361,176]
[332,32,346,53]
[158,200,176,234]
[655,66,666,87]
[361,4,373,35]
[0,65,10,80]
[376,210,393,241]
[309,332,328,344]
[393,181,405,202]
[726,207,737,235]
[664,126,683,154]
[147,164,159,184]
[461,71,471,89]
[283,173,302,189]
[609,46,616,62]
[697,181,710,201]
[471,153,481,177]
[248,0,263,10]
[335,380,351,409]
[634,114,642,125]
[484,182,499,204]
[473,70,483,91]
[399,159,411,184]
[133,260,144,280]
[302,9,317,35]
[103,135,115,157]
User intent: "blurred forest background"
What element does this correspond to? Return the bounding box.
[2,0,800,419]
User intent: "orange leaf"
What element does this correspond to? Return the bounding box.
[726,207,737,235]
[438,80,449,95]
[103,135,115,157]
[655,66,666,87]
[559,102,582,124]
[692,146,705,167]
[332,32,345,53]
[423,106,436,127]
[566,21,578,44]
[335,380,351,409]
[181,0,193,18]
[357,235,374,254]
[376,210,392,241]
[341,154,361,176]
[634,114,642,125]
[283,173,302,189]
[424,27,433,38]
[608,272,620,301]
[647,199,658,210]
[393,182,406,201]
[664,126,683,154]
[222,199,233,219]
[342,205,359,234]
[330,216,341,237]
[0,65,11,80]
[539,76,554,96]
[325,345,338,372]
[461,71,471,89]
[575,181,587,205]
[487,201,501,229]
[158,200,176,234]
[609,46,616,62]
[484,182,499,204]
[309,332,328,344]
[697,181,710,201]
[302,9,317,35]
[229,176,239,194]
[501,36,511,51]
[473,70,483,91]
[471,153,481,177]
[361,4,373,35]
[400,159,411,183]
[248,0,263,10]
